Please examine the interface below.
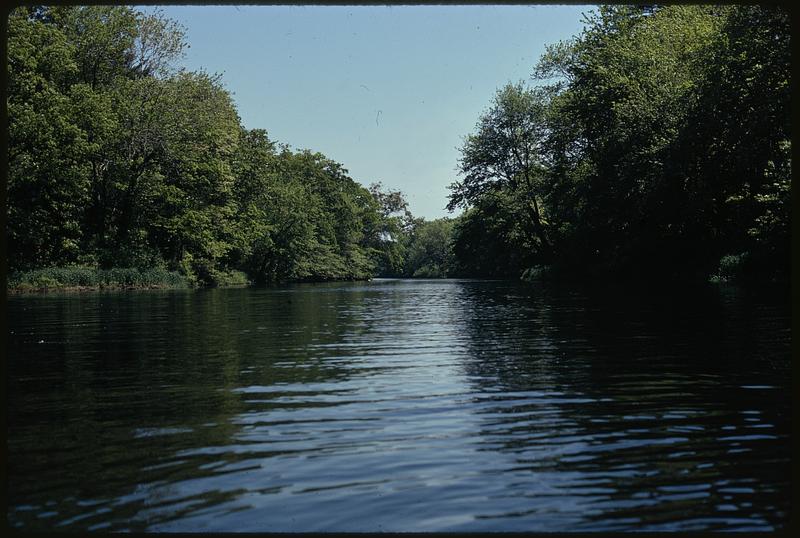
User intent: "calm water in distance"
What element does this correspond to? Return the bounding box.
[7,279,791,531]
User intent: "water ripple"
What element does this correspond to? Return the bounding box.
[7,280,790,531]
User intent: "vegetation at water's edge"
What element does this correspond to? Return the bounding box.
[7,5,789,289]
[8,266,190,292]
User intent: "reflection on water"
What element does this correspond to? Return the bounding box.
[7,279,790,531]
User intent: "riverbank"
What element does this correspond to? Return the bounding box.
[6,266,376,293]
[10,262,788,294]
[7,283,198,294]
[7,267,193,293]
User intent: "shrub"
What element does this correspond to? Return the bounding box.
[8,266,190,291]
[208,268,250,287]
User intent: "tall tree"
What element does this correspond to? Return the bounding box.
[8,7,88,269]
[448,82,554,260]
[366,182,413,276]
[534,5,727,276]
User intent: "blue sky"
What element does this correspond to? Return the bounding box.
[152,4,592,220]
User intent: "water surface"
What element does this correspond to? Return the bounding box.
[7,279,791,531]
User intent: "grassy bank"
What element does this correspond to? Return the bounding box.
[8,267,192,293]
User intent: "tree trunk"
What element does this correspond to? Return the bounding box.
[525,195,553,261]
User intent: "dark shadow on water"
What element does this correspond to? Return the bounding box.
[451,279,790,531]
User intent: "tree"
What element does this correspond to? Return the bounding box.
[7,6,193,272]
[7,8,89,270]
[277,149,377,281]
[450,190,535,278]
[532,5,728,277]
[366,182,413,276]
[670,5,791,280]
[7,5,390,286]
[448,4,789,283]
[448,82,554,259]
[403,218,456,278]
[145,71,242,281]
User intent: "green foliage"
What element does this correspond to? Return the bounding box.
[206,268,250,288]
[8,8,90,269]
[449,5,790,283]
[532,6,728,278]
[450,191,534,278]
[8,266,188,291]
[228,141,379,283]
[403,218,456,278]
[10,5,788,287]
[366,182,413,277]
[448,82,554,260]
[8,6,386,288]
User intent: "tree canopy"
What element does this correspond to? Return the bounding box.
[7,6,399,285]
[7,5,790,287]
[450,4,790,283]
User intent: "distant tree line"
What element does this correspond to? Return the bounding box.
[7,5,790,287]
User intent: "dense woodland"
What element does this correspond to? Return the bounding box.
[447,4,790,283]
[7,5,790,288]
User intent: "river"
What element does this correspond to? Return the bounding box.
[7,279,791,531]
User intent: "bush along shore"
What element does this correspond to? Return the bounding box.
[8,267,194,293]
[6,265,380,293]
